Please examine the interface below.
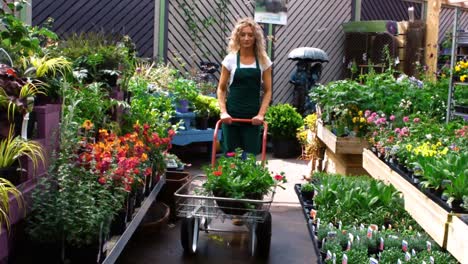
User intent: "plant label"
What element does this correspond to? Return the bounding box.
[426,241,431,252]
[367,227,373,239]
[348,233,354,243]
[338,221,342,230]
[411,249,416,257]
[379,237,384,251]
[346,240,351,251]
[430,256,434,264]
[326,250,332,260]
[404,252,411,261]
[316,218,321,230]
[402,240,408,252]
[342,254,348,264]
[369,257,379,264]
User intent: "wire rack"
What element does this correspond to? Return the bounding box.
[174,175,276,223]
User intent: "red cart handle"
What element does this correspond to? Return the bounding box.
[211,118,268,166]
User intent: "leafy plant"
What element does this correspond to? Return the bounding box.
[301,182,314,192]
[192,94,220,118]
[203,149,286,199]
[265,104,303,139]
[0,177,23,233]
[0,126,45,171]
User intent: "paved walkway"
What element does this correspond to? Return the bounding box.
[117,150,319,264]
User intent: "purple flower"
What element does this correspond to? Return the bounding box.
[390,115,395,121]
[403,116,409,123]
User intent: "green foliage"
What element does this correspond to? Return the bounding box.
[265,104,303,139]
[192,94,220,118]
[0,178,23,234]
[203,149,286,199]
[0,126,45,170]
[0,2,57,63]
[125,76,174,136]
[301,182,314,192]
[312,172,416,229]
[50,32,136,89]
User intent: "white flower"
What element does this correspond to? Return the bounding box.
[426,134,432,139]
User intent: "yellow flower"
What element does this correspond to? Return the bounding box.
[358,110,363,117]
[82,120,94,130]
[360,117,366,123]
[406,144,412,151]
[455,65,461,72]
[461,75,467,82]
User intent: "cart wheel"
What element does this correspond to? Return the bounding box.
[255,212,272,259]
[181,217,200,254]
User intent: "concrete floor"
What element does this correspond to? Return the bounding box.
[116,149,319,264]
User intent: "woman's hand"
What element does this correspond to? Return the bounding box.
[220,112,232,124]
[252,115,264,125]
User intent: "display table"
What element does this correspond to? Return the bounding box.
[171,128,222,146]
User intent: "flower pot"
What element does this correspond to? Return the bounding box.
[176,99,190,113]
[0,164,21,186]
[65,241,105,264]
[301,190,314,202]
[454,105,468,114]
[126,192,136,222]
[134,184,145,208]
[272,137,301,158]
[27,239,62,263]
[195,116,209,130]
[213,190,263,216]
[136,202,170,236]
[158,171,190,220]
[110,208,127,236]
[144,174,153,196]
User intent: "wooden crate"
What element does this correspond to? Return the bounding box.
[362,148,450,247]
[446,215,468,264]
[316,120,368,154]
[324,148,368,176]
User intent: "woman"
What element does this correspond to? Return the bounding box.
[217,17,272,155]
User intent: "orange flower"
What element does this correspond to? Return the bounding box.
[213,171,222,177]
[141,153,148,161]
[82,120,94,130]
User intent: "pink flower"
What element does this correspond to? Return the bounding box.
[390,115,395,121]
[364,110,371,117]
[413,118,420,123]
[274,174,284,181]
[367,117,375,123]
[226,152,235,157]
[403,116,409,123]
[394,128,401,134]
[371,112,378,117]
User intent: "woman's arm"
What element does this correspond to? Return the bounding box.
[217,65,232,123]
[252,66,272,125]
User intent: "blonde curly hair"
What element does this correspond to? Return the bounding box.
[227,17,269,68]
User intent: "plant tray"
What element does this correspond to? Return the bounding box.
[362,149,450,247]
[316,119,368,154]
[446,215,468,264]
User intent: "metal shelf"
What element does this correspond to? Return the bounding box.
[453,82,468,86]
[102,174,166,264]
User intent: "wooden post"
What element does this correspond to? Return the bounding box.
[425,0,442,80]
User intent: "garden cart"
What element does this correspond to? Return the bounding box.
[174,118,275,258]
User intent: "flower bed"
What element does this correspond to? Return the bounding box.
[295,173,459,263]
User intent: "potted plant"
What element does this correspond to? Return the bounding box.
[300,182,314,202]
[192,94,219,130]
[265,103,303,158]
[203,149,286,215]
[0,178,23,233]
[0,126,45,185]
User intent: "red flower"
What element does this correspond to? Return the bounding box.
[274,174,284,181]
[213,171,222,177]
[226,152,235,157]
[133,123,141,133]
[98,177,107,185]
[168,129,176,138]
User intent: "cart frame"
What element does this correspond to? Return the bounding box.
[174,118,274,258]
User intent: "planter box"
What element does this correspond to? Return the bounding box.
[316,119,368,154]
[362,148,450,247]
[317,120,368,176]
[446,215,468,264]
[323,148,368,176]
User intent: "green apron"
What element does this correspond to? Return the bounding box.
[222,52,262,154]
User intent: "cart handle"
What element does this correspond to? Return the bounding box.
[212,118,268,167]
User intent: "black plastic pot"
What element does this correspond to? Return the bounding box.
[272,138,301,158]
